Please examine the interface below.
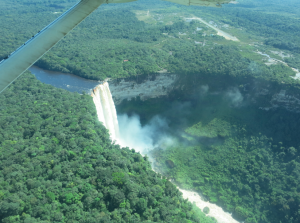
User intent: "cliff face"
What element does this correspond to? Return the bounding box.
[258,90,300,113]
[109,72,300,113]
[109,73,177,105]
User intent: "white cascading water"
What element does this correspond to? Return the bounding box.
[91,82,119,140]
[91,82,238,223]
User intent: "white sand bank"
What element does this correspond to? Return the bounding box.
[178,188,240,223]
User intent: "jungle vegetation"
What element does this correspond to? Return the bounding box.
[1,0,300,223]
[117,79,300,223]
[200,6,300,54]
[142,91,300,223]
[0,72,218,223]
[187,0,300,69]
[1,0,299,82]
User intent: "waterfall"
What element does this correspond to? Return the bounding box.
[91,82,239,223]
[91,82,119,140]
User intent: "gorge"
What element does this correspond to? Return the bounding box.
[90,80,240,223]
[28,64,300,115]
[28,66,300,223]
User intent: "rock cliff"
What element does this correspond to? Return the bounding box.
[109,73,177,105]
[109,72,300,113]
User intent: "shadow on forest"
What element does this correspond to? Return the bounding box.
[117,83,300,223]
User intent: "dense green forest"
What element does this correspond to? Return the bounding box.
[0,0,173,79]
[151,126,300,223]
[1,0,299,81]
[196,6,300,54]
[186,0,300,69]
[162,43,297,87]
[0,72,219,223]
[1,0,300,223]
[230,0,300,16]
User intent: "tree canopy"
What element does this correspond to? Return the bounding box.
[0,72,216,222]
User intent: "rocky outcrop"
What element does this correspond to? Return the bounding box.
[109,73,177,105]
[259,90,300,113]
[109,71,300,113]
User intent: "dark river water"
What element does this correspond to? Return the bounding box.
[28,66,100,93]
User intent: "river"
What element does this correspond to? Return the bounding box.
[28,66,100,94]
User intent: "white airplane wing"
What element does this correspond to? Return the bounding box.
[0,0,230,93]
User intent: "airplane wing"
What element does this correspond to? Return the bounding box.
[0,0,231,93]
[164,0,232,7]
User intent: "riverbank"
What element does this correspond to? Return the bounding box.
[178,188,240,223]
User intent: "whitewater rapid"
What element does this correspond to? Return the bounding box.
[91,82,119,140]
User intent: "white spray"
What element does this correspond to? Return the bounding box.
[91,82,119,140]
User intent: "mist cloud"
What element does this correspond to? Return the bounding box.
[200,85,209,95]
[248,61,262,76]
[225,87,243,107]
[117,114,174,155]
